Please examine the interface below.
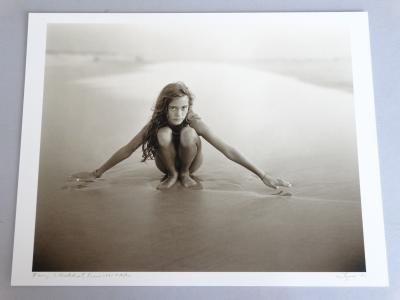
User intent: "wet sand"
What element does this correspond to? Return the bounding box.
[33,55,364,271]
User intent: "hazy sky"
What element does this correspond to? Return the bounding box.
[46,14,352,60]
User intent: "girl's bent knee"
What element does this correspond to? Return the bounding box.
[180,127,198,147]
[157,127,173,146]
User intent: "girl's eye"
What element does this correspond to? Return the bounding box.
[169,106,188,111]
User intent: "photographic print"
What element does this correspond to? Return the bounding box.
[12,12,387,286]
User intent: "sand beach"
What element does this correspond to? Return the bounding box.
[32,55,364,272]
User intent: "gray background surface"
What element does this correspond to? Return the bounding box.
[1,1,399,299]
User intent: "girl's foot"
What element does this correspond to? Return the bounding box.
[180,173,198,188]
[157,173,178,190]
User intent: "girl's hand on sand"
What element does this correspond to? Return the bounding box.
[63,171,102,190]
[261,173,291,189]
[69,171,97,182]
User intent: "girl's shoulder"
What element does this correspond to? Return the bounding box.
[187,112,208,135]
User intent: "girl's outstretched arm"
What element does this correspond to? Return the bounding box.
[93,124,148,177]
[188,113,290,189]
[72,123,149,180]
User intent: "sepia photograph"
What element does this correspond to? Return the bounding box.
[11,12,387,286]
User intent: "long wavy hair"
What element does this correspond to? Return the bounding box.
[141,82,194,162]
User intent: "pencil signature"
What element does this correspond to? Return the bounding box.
[33,272,131,280]
[336,272,367,281]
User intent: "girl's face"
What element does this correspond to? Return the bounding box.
[167,96,189,126]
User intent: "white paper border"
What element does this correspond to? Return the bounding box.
[11,12,388,286]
